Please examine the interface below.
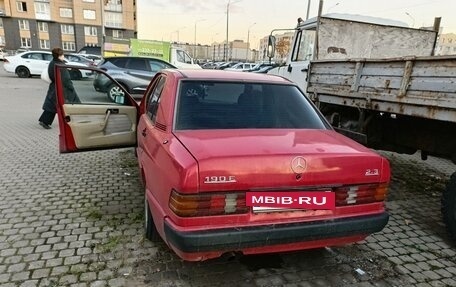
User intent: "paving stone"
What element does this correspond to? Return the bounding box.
[50,266,70,276]
[31,269,50,279]
[7,263,26,273]
[19,280,39,287]
[0,274,11,284]
[89,281,107,287]
[10,272,30,282]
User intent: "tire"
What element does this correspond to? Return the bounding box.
[70,69,82,80]
[145,195,160,242]
[16,66,30,78]
[442,173,456,242]
[106,84,125,103]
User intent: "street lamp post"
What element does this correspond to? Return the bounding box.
[246,22,256,62]
[100,0,106,56]
[173,26,186,43]
[225,0,242,62]
[327,2,339,13]
[194,19,206,58]
[405,12,415,28]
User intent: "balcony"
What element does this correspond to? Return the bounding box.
[35,12,51,21]
[105,4,122,12]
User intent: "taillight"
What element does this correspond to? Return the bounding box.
[334,183,388,206]
[169,190,248,217]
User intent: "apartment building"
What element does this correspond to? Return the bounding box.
[210,39,259,62]
[259,32,294,63]
[436,33,456,55]
[0,0,136,53]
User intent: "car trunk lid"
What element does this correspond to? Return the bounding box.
[174,129,387,192]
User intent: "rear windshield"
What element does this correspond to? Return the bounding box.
[174,81,328,130]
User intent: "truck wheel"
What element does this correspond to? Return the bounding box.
[16,66,30,78]
[145,195,160,242]
[442,173,456,242]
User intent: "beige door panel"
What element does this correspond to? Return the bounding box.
[63,104,137,149]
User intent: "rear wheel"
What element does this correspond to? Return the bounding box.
[145,195,160,242]
[107,84,126,103]
[70,69,82,80]
[442,173,456,242]
[16,66,30,78]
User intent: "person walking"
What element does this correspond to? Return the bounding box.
[38,47,65,129]
[38,47,81,129]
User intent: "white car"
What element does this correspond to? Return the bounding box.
[3,50,92,79]
[0,48,5,61]
[224,62,257,72]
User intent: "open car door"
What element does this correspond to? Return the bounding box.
[55,65,139,153]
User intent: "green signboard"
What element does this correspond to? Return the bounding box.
[129,39,171,61]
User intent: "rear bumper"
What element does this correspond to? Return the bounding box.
[164,212,389,253]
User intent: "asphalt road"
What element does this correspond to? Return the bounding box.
[0,67,455,287]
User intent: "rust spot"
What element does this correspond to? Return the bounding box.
[384,80,390,88]
[327,47,347,55]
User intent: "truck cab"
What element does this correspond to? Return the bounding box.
[170,47,201,69]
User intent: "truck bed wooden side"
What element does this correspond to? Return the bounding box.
[307,56,456,123]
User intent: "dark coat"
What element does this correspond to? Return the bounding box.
[42,59,80,113]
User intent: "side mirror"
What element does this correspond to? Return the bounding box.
[267,35,276,58]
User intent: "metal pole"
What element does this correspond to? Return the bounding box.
[431,17,442,56]
[194,19,206,59]
[246,22,256,62]
[194,21,197,57]
[312,0,324,60]
[246,29,250,62]
[306,0,311,20]
[225,0,230,61]
[100,0,105,56]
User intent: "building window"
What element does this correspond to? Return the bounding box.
[62,41,76,51]
[0,36,5,46]
[16,1,27,12]
[106,0,122,12]
[35,2,51,20]
[105,12,122,28]
[40,39,50,49]
[61,24,75,35]
[84,26,98,36]
[83,9,96,20]
[21,37,32,48]
[0,18,3,28]
[18,19,30,30]
[60,8,73,18]
[38,22,49,32]
[112,30,123,38]
[83,0,95,2]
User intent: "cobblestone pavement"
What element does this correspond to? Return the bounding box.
[0,69,455,287]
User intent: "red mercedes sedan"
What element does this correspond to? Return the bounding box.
[54,65,390,261]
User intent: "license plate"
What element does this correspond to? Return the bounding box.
[246,191,335,211]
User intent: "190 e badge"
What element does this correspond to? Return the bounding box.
[204,176,237,184]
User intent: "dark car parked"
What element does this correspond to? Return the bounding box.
[93,56,176,101]
[65,53,95,65]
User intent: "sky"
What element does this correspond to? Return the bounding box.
[136,0,456,48]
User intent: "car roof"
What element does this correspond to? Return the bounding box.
[102,56,177,68]
[164,69,292,84]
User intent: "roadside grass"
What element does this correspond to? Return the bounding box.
[96,235,123,253]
